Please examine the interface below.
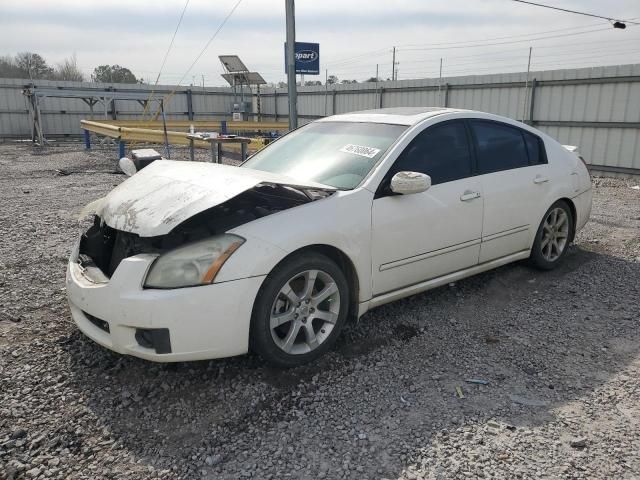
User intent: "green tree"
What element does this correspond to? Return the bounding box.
[15,52,53,79]
[326,75,339,85]
[91,64,138,83]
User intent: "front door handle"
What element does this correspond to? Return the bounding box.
[533,175,549,184]
[460,190,481,202]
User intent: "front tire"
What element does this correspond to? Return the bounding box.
[250,252,349,367]
[529,200,574,270]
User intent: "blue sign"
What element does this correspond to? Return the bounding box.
[285,42,320,75]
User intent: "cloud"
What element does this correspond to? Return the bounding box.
[1,0,639,84]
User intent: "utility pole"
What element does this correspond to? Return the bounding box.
[438,58,443,106]
[324,69,328,116]
[522,47,533,122]
[375,64,379,109]
[285,0,298,129]
[392,47,396,81]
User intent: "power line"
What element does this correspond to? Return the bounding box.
[322,34,640,73]
[401,26,618,51]
[325,21,617,67]
[396,21,610,48]
[175,0,244,87]
[326,22,636,70]
[155,0,190,85]
[512,0,640,25]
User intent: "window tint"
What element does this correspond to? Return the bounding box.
[523,130,546,165]
[389,121,472,185]
[470,121,529,174]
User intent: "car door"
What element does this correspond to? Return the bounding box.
[371,120,483,296]
[468,119,552,263]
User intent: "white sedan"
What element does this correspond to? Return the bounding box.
[67,107,592,367]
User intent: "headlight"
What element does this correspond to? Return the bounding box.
[144,234,244,288]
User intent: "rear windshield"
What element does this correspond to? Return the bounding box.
[242,121,407,189]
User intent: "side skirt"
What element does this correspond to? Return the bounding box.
[357,250,530,316]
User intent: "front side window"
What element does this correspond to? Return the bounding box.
[242,121,407,189]
[470,120,530,174]
[385,121,472,186]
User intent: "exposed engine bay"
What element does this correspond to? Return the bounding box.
[78,184,332,277]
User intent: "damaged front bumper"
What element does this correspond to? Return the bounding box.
[66,241,265,362]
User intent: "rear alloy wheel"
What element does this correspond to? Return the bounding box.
[529,200,574,270]
[250,253,349,367]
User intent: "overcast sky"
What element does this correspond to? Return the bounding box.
[2,0,639,86]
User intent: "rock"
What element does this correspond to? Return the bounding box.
[509,395,550,407]
[570,438,587,449]
[10,428,28,439]
[26,467,41,477]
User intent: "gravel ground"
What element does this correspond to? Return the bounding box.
[1,143,639,480]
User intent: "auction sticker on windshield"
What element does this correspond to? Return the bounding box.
[339,144,381,159]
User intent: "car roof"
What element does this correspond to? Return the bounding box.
[317,107,468,126]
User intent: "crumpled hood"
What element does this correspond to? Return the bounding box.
[91,160,334,237]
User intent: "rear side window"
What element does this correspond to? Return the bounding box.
[470,120,529,174]
[523,131,547,165]
[389,121,472,185]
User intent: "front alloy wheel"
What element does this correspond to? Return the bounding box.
[251,253,349,367]
[270,269,340,355]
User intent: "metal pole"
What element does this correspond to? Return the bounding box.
[392,47,396,81]
[285,0,298,129]
[241,141,247,161]
[375,64,379,109]
[324,69,328,116]
[522,47,532,122]
[160,99,171,159]
[438,58,443,106]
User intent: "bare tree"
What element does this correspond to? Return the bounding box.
[54,54,84,82]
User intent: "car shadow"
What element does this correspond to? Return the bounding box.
[63,245,640,478]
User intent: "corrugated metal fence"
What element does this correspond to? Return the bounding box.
[260,63,640,175]
[1,64,639,175]
[0,78,245,139]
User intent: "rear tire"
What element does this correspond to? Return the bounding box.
[250,252,349,368]
[529,200,574,270]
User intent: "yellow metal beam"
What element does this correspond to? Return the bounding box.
[91,119,289,131]
[81,120,122,138]
[81,120,265,153]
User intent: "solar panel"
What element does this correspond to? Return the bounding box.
[219,55,248,73]
[245,72,266,85]
[221,72,266,86]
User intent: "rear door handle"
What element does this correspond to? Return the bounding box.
[460,190,481,202]
[533,175,549,184]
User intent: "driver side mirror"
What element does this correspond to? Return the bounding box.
[390,171,431,195]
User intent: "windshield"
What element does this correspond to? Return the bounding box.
[241,121,407,189]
